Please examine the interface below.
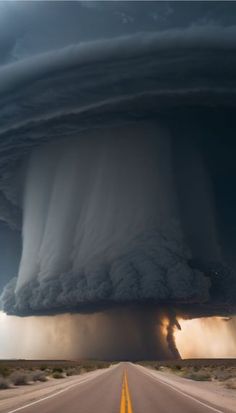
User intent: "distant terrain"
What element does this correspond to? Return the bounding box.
[138,359,236,390]
[1,358,236,391]
[0,359,111,389]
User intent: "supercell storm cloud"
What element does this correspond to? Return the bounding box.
[0,1,236,359]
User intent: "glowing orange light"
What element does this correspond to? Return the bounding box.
[175,316,236,358]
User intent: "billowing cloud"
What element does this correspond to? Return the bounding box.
[0,17,236,359]
[0,26,236,316]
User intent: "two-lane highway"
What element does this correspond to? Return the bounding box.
[2,363,235,413]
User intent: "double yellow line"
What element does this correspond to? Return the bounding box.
[120,370,133,413]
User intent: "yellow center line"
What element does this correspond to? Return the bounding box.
[120,370,133,413]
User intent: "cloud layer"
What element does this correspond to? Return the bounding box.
[0,27,236,320]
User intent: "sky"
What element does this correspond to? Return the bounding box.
[1,1,236,64]
[0,1,236,359]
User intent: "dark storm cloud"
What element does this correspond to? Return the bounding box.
[0,19,236,318]
[0,227,210,316]
[0,192,21,230]
[0,25,235,230]
[1,1,236,64]
[0,223,21,291]
[1,25,236,128]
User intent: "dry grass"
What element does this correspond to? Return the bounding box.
[181,370,211,381]
[0,360,111,389]
[138,359,236,388]
[225,379,236,390]
[65,367,79,376]
[9,371,29,386]
[0,377,9,389]
[30,370,47,382]
[52,372,64,379]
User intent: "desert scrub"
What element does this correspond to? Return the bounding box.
[0,377,9,389]
[183,371,211,381]
[9,371,29,386]
[30,370,47,382]
[225,379,236,390]
[96,363,109,370]
[173,365,182,371]
[52,367,63,373]
[52,372,64,379]
[65,368,78,376]
[213,370,233,381]
[0,367,10,378]
[170,365,182,374]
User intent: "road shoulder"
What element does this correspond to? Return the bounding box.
[135,364,236,413]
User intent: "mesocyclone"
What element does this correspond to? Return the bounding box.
[0,26,236,359]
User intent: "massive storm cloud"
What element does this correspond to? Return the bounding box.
[0,2,236,359]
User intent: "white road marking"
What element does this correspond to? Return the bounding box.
[133,364,225,413]
[6,367,115,413]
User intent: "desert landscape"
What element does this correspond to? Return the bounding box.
[139,359,236,390]
[0,360,236,413]
[0,359,111,389]
[0,359,236,391]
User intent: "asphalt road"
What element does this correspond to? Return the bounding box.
[3,363,235,413]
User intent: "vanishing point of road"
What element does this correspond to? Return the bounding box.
[3,363,235,413]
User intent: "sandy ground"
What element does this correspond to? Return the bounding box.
[0,367,112,412]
